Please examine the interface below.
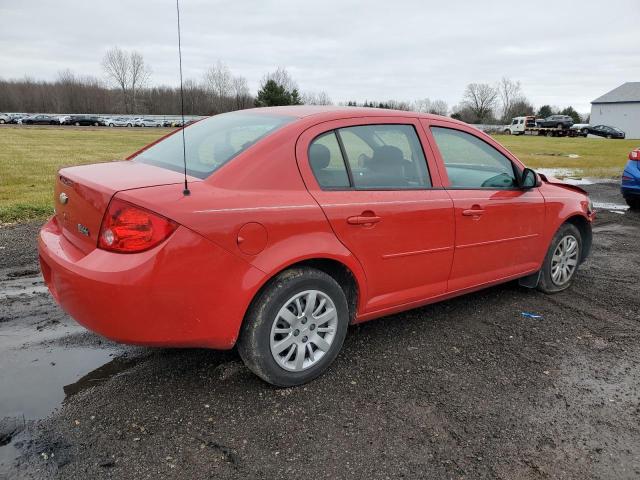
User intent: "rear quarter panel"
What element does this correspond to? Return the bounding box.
[119,125,369,318]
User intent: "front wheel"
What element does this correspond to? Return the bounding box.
[538,223,582,293]
[238,267,349,386]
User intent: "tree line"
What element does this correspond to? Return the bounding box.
[0,46,586,124]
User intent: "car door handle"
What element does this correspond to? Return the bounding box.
[347,215,381,225]
[462,208,485,216]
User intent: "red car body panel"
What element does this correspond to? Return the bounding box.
[38,106,594,349]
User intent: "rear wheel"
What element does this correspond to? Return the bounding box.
[504,129,511,135]
[538,223,582,293]
[74,121,80,126]
[238,267,349,386]
[626,197,640,210]
[582,128,589,136]
[606,134,612,139]
[127,123,132,127]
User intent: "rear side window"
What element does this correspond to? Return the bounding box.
[308,132,350,188]
[431,127,517,189]
[134,111,295,179]
[309,124,430,190]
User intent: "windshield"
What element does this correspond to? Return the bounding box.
[134,111,295,179]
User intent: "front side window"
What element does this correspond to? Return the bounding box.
[431,127,517,189]
[337,124,430,189]
[134,111,295,179]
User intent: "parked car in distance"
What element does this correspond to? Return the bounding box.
[8,113,28,124]
[104,117,134,127]
[536,115,574,129]
[582,125,626,139]
[134,117,163,127]
[570,123,590,136]
[622,148,640,209]
[39,106,595,386]
[0,113,10,124]
[21,114,58,125]
[63,115,102,126]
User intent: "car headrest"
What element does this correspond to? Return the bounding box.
[214,143,235,162]
[369,145,404,172]
[309,143,331,170]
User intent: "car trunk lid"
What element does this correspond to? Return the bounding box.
[54,160,200,254]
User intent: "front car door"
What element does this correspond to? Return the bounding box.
[296,117,455,316]
[421,119,546,293]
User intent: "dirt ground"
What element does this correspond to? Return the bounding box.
[1,182,638,479]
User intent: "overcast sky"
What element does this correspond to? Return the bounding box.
[1,0,639,112]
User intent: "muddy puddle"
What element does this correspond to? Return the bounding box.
[0,268,145,475]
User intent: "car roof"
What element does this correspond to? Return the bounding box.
[252,105,466,126]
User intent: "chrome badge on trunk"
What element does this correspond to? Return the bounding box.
[77,223,90,236]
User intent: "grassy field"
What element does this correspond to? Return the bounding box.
[495,134,638,178]
[0,126,171,223]
[0,126,637,223]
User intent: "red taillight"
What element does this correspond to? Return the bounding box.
[98,199,178,253]
[630,149,640,161]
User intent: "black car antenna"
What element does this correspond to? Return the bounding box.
[176,0,190,196]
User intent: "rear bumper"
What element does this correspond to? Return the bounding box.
[38,217,265,349]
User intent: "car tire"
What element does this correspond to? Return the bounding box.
[582,128,589,136]
[626,198,640,210]
[0,119,5,124]
[238,267,349,387]
[606,134,612,139]
[74,122,80,126]
[537,223,582,294]
[127,123,132,127]
[109,123,114,127]
[504,129,511,135]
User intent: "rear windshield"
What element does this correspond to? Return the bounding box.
[134,111,295,179]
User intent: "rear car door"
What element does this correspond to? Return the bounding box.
[296,117,455,314]
[422,119,546,292]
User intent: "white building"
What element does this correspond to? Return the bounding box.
[590,82,640,139]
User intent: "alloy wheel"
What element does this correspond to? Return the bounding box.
[551,235,579,286]
[269,290,338,372]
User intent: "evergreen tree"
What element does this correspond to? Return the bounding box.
[560,106,581,124]
[537,105,553,118]
[254,80,303,107]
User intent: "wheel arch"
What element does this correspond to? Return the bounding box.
[246,256,364,327]
[563,214,592,263]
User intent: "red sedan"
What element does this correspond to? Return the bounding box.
[39,106,595,386]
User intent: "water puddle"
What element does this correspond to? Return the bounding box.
[535,168,616,187]
[0,270,146,475]
[593,202,630,213]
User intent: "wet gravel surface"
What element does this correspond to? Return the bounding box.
[1,183,639,479]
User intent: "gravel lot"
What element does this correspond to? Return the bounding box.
[1,182,639,479]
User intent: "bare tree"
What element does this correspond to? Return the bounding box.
[497,77,523,123]
[302,90,332,105]
[413,98,448,116]
[231,75,252,110]
[462,83,498,123]
[102,47,131,112]
[129,51,151,113]
[204,61,233,113]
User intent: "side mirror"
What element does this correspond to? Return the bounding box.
[520,168,538,189]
